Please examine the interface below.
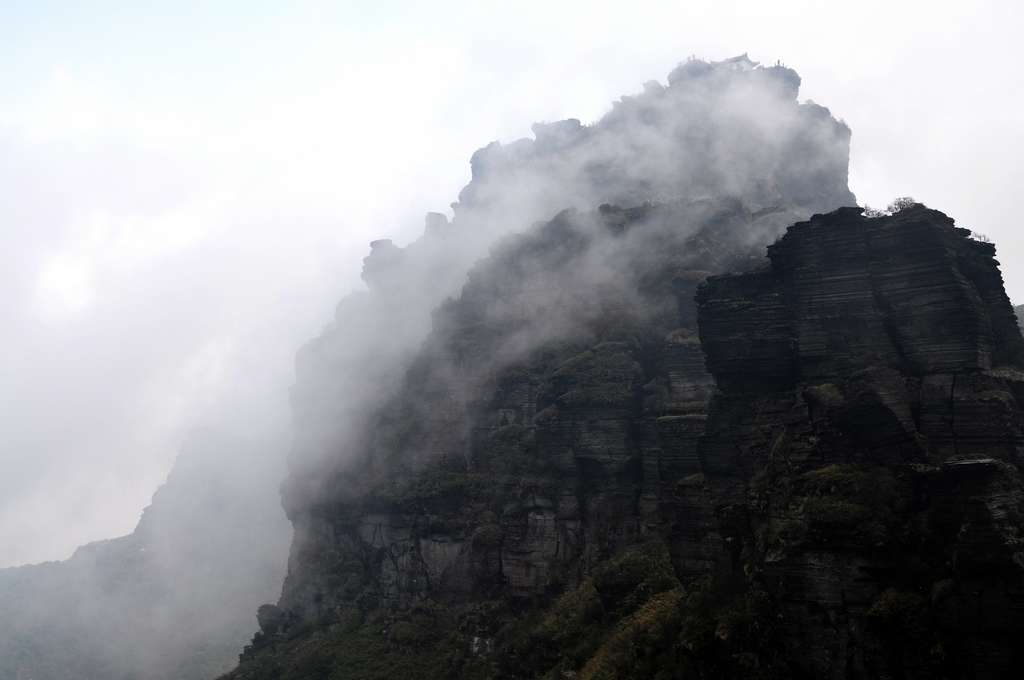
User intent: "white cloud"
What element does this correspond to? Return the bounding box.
[2,0,1022,565]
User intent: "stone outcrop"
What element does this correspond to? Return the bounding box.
[222,57,893,680]
[229,189,777,678]
[226,203,1024,680]
[14,52,1022,680]
[285,55,855,520]
[277,199,768,627]
[695,205,1024,678]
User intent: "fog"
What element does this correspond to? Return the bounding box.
[2,3,1022,679]
[0,429,292,680]
[1,0,1021,577]
[283,54,852,512]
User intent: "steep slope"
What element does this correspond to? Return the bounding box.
[202,53,886,680]
[285,54,854,514]
[0,431,290,680]
[695,205,1024,678]
[228,199,769,680]
[230,203,1024,680]
[280,54,854,606]
[224,57,860,680]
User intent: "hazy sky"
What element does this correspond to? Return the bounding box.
[2,0,1022,568]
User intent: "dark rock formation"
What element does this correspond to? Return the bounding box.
[0,431,291,680]
[285,54,855,519]
[224,57,877,680]
[278,199,766,623]
[226,203,1024,680]
[695,205,1024,678]
[227,193,772,679]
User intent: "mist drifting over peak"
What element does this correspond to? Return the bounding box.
[256,56,858,653]
[218,51,885,679]
[287,55,854,503]
[0,53,859,680]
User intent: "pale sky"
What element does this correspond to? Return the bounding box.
[2,0,1022,567]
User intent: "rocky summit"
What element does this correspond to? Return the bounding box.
[697,205,1024,678]
[226,200,1024,680]
[221,60,1023,680]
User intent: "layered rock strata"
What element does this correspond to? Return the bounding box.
[281,198,766,626]
[285,54,854,519]
[227,197,775,679]
[229,205,1024,680]
[226,56,868,680]
[695,205,1024,678]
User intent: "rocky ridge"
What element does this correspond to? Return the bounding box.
[229,192,774,679]
[695,205,1024,678]
[284,54,854,516]
[219,59,1024,680]
[228,203,1024,680]
[227,56,856,680]
[279,55,855,626]
[0,431,290,680]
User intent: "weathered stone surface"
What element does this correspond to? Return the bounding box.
[223,56,866,680]
[225,193,785,678]
[238,204,1024,679]
[283,54,855,521]
[276,201,766,624]
[696,205,1024,679]
[226,208,1024,677]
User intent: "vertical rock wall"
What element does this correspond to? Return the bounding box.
[697,205,1024,679]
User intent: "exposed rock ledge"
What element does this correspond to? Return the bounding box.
[227,204,1024,679]
[695,204,1024,678]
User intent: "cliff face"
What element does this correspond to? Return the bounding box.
[228,203,1024,680]
[281,198,766,619]
[695,205,1024,678]
[285,55,854,519]
[229,193,772,679]
[280,54,855,616]
[0,431,290,680]
[222,58,974,680]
